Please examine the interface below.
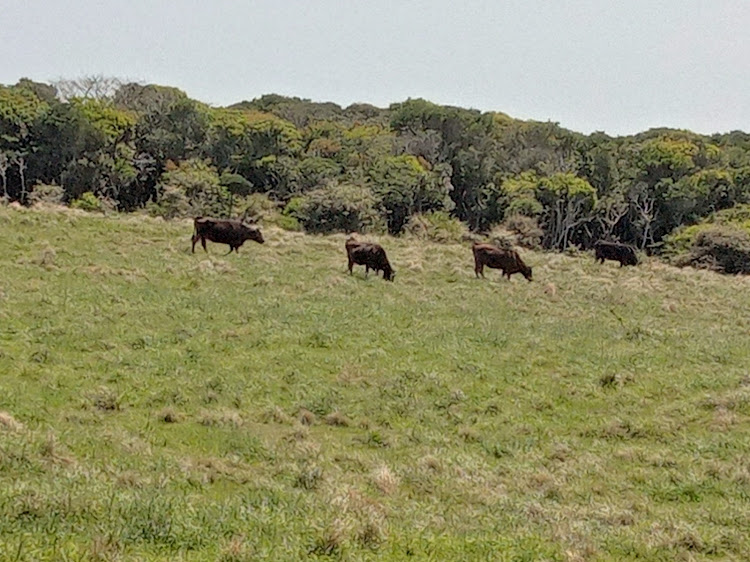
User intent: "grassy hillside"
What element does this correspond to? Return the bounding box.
[1,206,749,561]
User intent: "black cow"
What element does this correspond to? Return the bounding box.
[191,217,264,254]
[594,240,638,267]
[472,243,533,281]
[345,237,395,281]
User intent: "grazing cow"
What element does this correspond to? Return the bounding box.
[472,243,533,281]
[345,237,395,281]
[594,240,638,267]
[191,217,264,254]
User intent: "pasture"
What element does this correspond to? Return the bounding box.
[0,206,749,561]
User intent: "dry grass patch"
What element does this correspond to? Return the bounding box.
[419,455,443,473]
[156,407,183,423]
[0,411,24,431]
[180,456,256,485]
[195,259,236,275]
[115,470,146,488]
[324,411,351,427]
[82,265,148,281]
[86,386,122,412]
[285,424,310,442]
[39,432,75,466]
[260,405,293,425]
[219,535,256,562]
[32,244,58,269]
[297,408,317,426]
[318,487,389,551]
[197,409,244,427]
[89,534,123,562]
[371,464,399,495]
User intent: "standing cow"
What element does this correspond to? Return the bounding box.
[345,237,395,281]
[472,242,533,281]
[593,240,638,267]
[191,217,264,254]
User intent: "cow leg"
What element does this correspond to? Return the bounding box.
[191,233,199,253]
[365,265,369,278]
[475,264,483,278]
[348,259,354,275]
[200,237,208,253]
[224,246,234,256]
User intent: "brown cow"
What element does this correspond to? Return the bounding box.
[345,237,395,281]
[191,217,264,254]
[472,242,532,281]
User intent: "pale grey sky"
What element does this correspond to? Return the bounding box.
[2,0,749,136]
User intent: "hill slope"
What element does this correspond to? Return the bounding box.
[1,207,749,561]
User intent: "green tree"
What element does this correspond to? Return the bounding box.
[153,159,228,218]
[504,172,596,249]
[291,182,383,234]
[367,154,449,234]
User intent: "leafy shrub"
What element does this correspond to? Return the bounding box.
[291,182,384,234]
[675,226,750,274]
[661,224,706,259]
[237,193,301,231]
[29,183,65,206]
[506,195,543,217]
[662,204,750,273]
[404,211,469,243]
[152,159,230,219]
[485,227,515,250]
[496,215,544,249]
[272,214,302,231]
[70,192,103,213]
[237,193,279,222]
[147,185,190,219]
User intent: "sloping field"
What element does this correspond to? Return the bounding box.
[1,206,749,561]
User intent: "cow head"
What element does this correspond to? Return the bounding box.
[521,265,533,281]
[242,223,265,244]
[383,265,395,282]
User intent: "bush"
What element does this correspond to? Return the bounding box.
[236,193,301,231]
[291,182,384,234]
[147,185,190,219]
[29,183,65,206]
[404,211,469,243]
[70,192,103,213]
[237,193,279,222]
[496,215,544,249]
[661,224,705,259]
[272,214,302,231]
[676,226,750,274]
[153,159,230,219]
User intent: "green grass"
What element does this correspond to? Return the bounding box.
[1,206,749,561]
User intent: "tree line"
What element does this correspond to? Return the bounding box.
[3,76,750,258]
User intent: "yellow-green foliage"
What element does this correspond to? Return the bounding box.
[70,98,135,142]
[663,204,750,260]
[405,211,469,243]
[2,206,750,560]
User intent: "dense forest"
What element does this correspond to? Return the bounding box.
[3,76,750,270]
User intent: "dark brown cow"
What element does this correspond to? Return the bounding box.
[345,237,395,281]
[472,242,533,281]
[594,240,638,267]
[191,217,264,254]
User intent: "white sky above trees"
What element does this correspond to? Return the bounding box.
[2,0,748,136]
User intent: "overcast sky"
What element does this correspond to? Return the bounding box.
[2,0,748,136]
